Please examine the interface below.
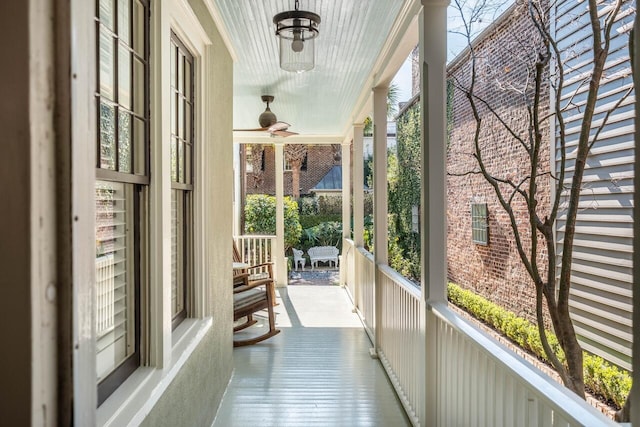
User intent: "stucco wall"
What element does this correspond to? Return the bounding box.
[446,1,551,325]
[141,1,234,425]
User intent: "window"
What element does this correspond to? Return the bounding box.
[471,203,489,245]
[95,0,149,406]
[170,35,195,329]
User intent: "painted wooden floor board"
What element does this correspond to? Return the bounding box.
[213,285,411,427]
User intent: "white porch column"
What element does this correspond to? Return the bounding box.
[420,1,448,425]
[233,142,241,237]
[340,138,352,286]
[352,125,365,247]
[352,124,365,312]
[372,85,388,355]
[274,142,287,286]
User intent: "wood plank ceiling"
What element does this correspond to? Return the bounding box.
[213,0,405,136]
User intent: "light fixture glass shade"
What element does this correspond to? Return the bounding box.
[278,35,315,72]
[273,5,320,73]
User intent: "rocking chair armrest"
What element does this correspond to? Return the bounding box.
[233,277,274,294]
[245,262,273,271]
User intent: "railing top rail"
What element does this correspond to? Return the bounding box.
[234,234,276,239]
[429,301,618,426]
[356,246,375,262]
[378,264,421,299]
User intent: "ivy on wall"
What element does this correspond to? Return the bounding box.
[389,101,422,282]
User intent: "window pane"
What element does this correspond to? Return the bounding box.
[132,0,145,56]
[171,45,177,89]
[95,181,135,382]
[117,0,131,44]
[171,138,178,182]
[133,117,146,175]
[186,144,192,185]
[178,140,185,183]
[171,190,185,319]
[119,111,132,173]
[178,96,184,139]
[185,102,191,142]
[99,0,115,31]
[118,46,131,109]
[171,93,177,137]
[184,59,192,100]
[132,57,145,115]
[100,102,116,170]
[99,29,115,100]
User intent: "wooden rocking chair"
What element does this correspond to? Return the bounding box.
[233,271,280,347]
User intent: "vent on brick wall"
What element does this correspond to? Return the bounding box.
[471,203,489,245]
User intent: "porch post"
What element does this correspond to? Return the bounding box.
[420,0,449,425]
[274,142,287,286]
[352,125,365,248]
[372,85,388,355]
[340,138,352,287]
[352,124,365,312]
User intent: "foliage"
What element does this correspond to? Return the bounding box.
[298,196,319,215]
[450,0,630,398]
[388,101,422,282]
[299,214,341,230]
[244,194,302,251]
[362,82,401,135]
[317,195,342,215]
[303,221,343,248]
[448,283,632,408]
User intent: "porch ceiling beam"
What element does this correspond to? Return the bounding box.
[233,134,344,144]
[346,0,421,132]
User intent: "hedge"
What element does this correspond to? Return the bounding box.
[299,214,341,230]
[447,283,632,408]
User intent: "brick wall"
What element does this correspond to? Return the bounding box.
[246,145,339,196]
[446,0,551,325]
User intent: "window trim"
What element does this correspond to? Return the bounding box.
[471,202,489,245]
[95,0,150,406]
[92,0,213,423]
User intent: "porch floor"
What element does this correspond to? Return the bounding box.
[213,285,411,427]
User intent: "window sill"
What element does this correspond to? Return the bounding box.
[97,317,213,426]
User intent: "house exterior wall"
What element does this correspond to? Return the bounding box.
[246,144,339,196]
[446,0,636,370]
[446,1,552,325]
[140,0,235,424]
[554,0,635,370]
[2,0,235,424]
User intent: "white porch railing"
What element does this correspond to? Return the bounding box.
[342,239,356,300]
[378,265,425,425]
[234,234,276,278]
[343,245,617,427]
[354,246,375,340]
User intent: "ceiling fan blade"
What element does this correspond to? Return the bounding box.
[268,121,291,132]
[233,127,269,132]
[272,130,298,138]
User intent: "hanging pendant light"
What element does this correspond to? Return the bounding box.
[273,0,321,73]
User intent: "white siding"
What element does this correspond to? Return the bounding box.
[554,0,635,370]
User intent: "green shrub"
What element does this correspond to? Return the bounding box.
[317,195,342,215]
[299,214,341,230]
[447,282,630,408]
[303,221,342,248]
[299,196,319,215]
[244,194,302,251]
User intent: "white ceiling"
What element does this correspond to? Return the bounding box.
[213,0,414,139]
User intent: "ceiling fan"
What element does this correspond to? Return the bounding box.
[234,95,298,137]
